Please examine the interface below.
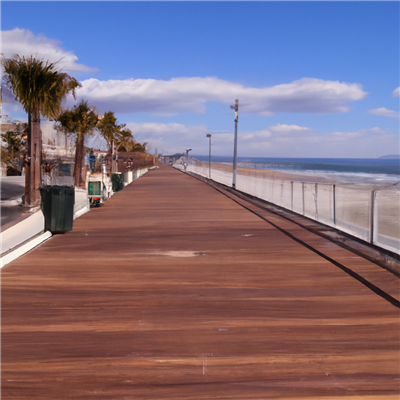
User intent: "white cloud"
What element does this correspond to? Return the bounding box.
[242,129,272,140]
[233,125,396,157]
[2,28,97,73]
[121,121,397,158]
[75,76,367,116]
[1,28,97,117]
[1,28,367,119]
[393,87,400,97]
[267,124,311,133]
[125,122,208,154]
[368,107,399,119]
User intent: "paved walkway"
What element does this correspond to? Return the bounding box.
[2,163,399,399]
[1,176,27,229]
[1,176,25,201]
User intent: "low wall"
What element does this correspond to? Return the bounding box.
[1,189,89,259]
[1,165,157,267]
[123,166,155,186]
[74,187,90,216]
[1,211,45,255]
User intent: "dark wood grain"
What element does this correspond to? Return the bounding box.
[2,163,399,399]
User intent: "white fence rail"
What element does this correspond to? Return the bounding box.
[180,158,400,255]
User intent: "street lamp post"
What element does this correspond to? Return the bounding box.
[185,148,192,171]
[206,134,212,179]
[230,99,239,189]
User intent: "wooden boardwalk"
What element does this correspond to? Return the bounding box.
[2,163,399,399]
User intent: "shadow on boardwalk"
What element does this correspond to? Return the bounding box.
[2,162,399,399]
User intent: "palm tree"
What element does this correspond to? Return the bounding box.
[115,128,135,152]
[114,127,147,153]
[131,141,148,153]
[0,125,27,174]
[55,101,98,188]
[3,55,80,208]
[97,111,125,173]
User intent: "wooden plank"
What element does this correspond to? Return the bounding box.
[1,163,399,399]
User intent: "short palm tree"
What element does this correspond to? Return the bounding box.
[131,141,148,153]
[56,100,98,188]
[97,111,125,172]
[116,129,148,153]
[3,55,80,208]
[115,128,135,152]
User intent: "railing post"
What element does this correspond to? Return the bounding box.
[314,183,318,220]
[333,184,336,226]
[370,190,379,244]
[291,181,293,211]
[302,182,305,215]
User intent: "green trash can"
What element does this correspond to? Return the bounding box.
[40,186,75,233]
[111,173,124,192]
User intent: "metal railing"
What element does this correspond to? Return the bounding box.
[182,158,400,255]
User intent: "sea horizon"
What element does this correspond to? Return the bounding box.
[190,155,400,185]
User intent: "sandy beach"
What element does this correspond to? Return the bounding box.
[238,167,329,183]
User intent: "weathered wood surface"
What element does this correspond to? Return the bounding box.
[2,162,399,399]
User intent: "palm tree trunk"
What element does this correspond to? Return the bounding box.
[79,142,87,189]
[74,136,83,188]
[74,135,87,188]
[24,109,41,209]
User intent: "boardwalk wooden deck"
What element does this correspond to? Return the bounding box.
[2,163,399,399]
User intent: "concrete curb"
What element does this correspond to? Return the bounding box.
[1,197,23,207]
[1,231,52,268]
[1,204,90,268]
[74,204,90,220]
[1,168,153,267]
[1,210,45,255]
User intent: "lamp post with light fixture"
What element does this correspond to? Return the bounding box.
[230,99,239,189]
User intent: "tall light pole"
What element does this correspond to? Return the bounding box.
[185,148,192,171]
[230,99,239,189]
[206,134,212,179]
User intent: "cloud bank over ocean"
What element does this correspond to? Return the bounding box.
[126,122,397,158]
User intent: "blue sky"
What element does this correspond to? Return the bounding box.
[2,1,399,158]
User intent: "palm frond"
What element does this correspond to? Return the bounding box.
[55,100,98,140]
[3,55,81,118]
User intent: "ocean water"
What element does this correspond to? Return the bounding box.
[191,156,400,186]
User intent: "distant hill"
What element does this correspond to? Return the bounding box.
[378,154,400,159]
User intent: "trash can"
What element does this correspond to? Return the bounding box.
[111,173,124,192]
[40,185,75,233]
